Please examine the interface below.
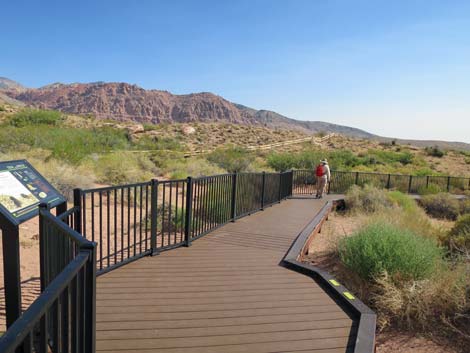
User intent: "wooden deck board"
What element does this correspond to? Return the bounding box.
[96,196,357,353]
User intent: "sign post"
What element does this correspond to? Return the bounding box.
[0,160,66,328]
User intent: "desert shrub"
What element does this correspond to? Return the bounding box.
[425,146,445,158]
[446,214,470,252]
[420,193,460,220]
[417,183,442,195]
[142,123,158,131]
[267,153,295,172]
[207,146,255,173]
[36,161,96,201]
[460,199,470,215]
[135,135,183,151]
[162,158,224,179]
[345,184,393,213]
[387,191,417,212]
[0,125,130,164]
[338,222,443,282]
[0,105,5,111]
[373,265,468,330]
[95,152,157,184]
[9,109,63,127]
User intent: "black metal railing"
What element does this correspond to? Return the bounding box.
[157,179,189,249]
[191,174,233,240]
[76,182,152,275]
[73,171,294,273]
[292,170,470,195]
[0,205,96,353]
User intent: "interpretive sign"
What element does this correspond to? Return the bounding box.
[0,160,65,225]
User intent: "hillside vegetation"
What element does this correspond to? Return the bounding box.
[0,105,469,200]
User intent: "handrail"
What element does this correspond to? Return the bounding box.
[0,253,90,353]
[75,171,295,273]
[0,207,96,353]
[292,169,470,195]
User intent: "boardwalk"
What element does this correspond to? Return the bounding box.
[95,196,357,353]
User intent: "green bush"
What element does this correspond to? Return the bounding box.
[0,125,130,164]
[0,105,5,112]
[420,193,460,220]
[95,152,157,184]
[345,184,393,213]
[417,183,442,195]
[447,214,470,252]
[9,109,63,127]
[387,191,417,212]
[207,146,254,173]
[338,222,443,282]
[425,146,445,158]
[135,136,183,151]
[460,199,470,215]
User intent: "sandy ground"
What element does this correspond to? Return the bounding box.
[305,212,462,353]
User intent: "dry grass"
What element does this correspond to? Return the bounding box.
[305,191,470,352]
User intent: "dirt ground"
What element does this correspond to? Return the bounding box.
[305,212,462,353]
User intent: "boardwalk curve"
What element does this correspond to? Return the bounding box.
[96,197,359,353]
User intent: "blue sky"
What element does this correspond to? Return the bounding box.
[1,0,469,142]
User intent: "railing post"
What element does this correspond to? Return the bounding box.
[231,173,237,222]
[289,170,294,197]
[426,176,430,188]
[261,172,266,209]
[408,175,413,193]
[82,244,96,353]
[73,188,82,234]
[355,172,359,185]
[447,176,451,192]
[386,174,391,189]
[184,177,193,247]
[278,172,282,202]
[150,179,159,255]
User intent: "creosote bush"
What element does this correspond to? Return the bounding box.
[207,146,255,173]
[95,152,157,184]
[9,108,63,127]
[425,145,446,158]
[447,214,470,252]
[416,183,442,195]
[338,222,443,282]
[372,265,468,330]
[345,184,393,213]
[420,193,461,220]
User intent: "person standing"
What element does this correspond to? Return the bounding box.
[315,159,331,198]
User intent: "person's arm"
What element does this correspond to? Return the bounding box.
[326,165,331,182]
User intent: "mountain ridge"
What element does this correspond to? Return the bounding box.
[1,77,469,150]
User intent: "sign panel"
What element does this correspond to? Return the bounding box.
[0,160,66,225]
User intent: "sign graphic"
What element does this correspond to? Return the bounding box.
[0,160,66,225]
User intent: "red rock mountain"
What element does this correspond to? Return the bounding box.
[4,79,469,150]
[7,82,259,125]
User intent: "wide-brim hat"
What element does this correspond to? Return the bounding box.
[320,159,328,164]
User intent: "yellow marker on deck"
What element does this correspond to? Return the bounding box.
[343,292,355,300]
[329,279,340,286]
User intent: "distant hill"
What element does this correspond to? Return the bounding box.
[0,77,26,91]
[1,77,469,150]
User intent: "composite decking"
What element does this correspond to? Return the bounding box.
[95,196,357,353]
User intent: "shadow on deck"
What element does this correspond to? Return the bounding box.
[96,196,362,353]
